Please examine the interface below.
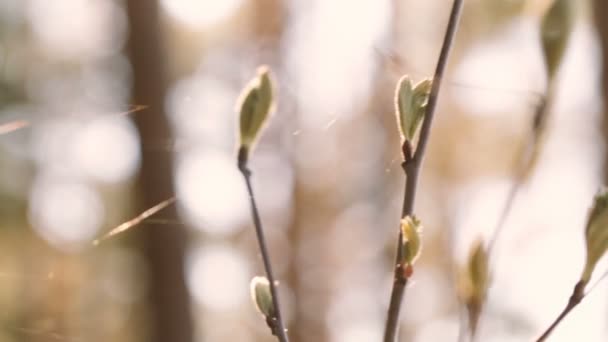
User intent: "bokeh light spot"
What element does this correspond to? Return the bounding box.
[29,176,104,251]
[74,115,140,184]
[176,149,248,235]
[187,245,249,311]
[161,0,243,29]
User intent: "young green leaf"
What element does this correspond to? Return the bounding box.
[237,66,276,160]
[410,79,432,138]
[581,188,608,284]
[468,240,489,300]
[395,75,414,141]
[540,0,573,81]
[394,76,432,142]
[459,238,490,335]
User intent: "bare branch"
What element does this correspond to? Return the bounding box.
[383,1,465,341]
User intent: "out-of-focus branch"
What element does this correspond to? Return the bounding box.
[125,1,193,341]
[487,96,549,254]
[596,0,608,183]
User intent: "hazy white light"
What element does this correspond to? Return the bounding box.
[167,76,235,147]
[82,55,133,106]
[286,0,390,128]
[449,179,511,260]
[31,117,80,173]
[452,18,545,117]
[413,318,458,342]
[403,267,447,325]
[176,149,248,235]
[331,322,382,342]
[74,116,140,183]
[161,0,243,29]
[187,245,249,311]
[249,150,294,223]
[27,0,126,60]
[29,177,104,251]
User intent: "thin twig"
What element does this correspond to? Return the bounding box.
[535,270,608,341]
[487,97,548,254]
[382,1,464,341]
[238,148,289,342]
[0,120,29,135]
[535,280,585,342]
[93,196,177,245]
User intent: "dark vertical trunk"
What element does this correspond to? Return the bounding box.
[125,2,193,342]
[595,1,608,182]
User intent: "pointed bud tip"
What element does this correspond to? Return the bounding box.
[256,65,271,77]
[414,78,433,94]
[540,0,573,81]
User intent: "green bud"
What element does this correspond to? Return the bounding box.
[458,239,490,335]
[399,216,423,270]
[540,0,573,81]
[394,76,432,142]
[250,276,274,318]
[467,240,489,301]
[237,66,276,158]
[581,188,608,284]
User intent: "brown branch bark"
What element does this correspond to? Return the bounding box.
[125,1,194,342]
[382,1,465,341]
[596,0,608,184]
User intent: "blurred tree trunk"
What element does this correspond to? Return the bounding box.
[596,0,608,182]
[125,2,194,342]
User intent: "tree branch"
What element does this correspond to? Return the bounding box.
[382,1,464,341]
[535,281,585,342]
[239,148,289,342]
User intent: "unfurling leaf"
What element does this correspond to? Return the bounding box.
[540,0,573,81]
[394,76,433,142]
[459,238,490,335]
[250,276,274,318]
[581,188,608,284]
[399,216,423,271]
[237,66,276,162]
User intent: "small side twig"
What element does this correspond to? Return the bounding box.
[382,1,464,341]
[93,196,177,245]
[535,267,608,341]
[535,280,586,342]
[487,96,549,254]
[238,147,289,342]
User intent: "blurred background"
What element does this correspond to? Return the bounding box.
[0,0,607,341]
